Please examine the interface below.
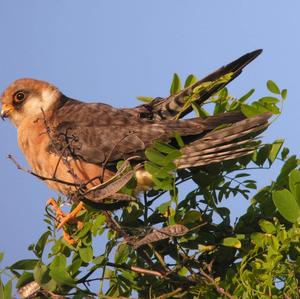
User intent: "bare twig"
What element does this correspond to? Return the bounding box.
[152,288,184,299]
[104,261,164,278]
[7,154,80,187]
[200,269,234,299]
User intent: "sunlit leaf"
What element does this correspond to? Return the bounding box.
[268,139,284,163]
[50,268,75,286]
[281,147,289,160]
[281,89,288,100]
[10,259,39,270]
[184,74,198,88]
[267,80,280,94]
[170,73,182,95]
[289,169,300,205]
[49,254,67,271]
[222,237,241,248]
[239,89,255,103]
[3,280,12,299]
[79,246,93,263]
[276,155,298,187]
[35,231,51,258]
[272,189,300,223]
[259,219,276,234]
[115,244,130,264]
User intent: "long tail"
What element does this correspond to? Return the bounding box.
[175,112,271,168]
[132,49,262,120]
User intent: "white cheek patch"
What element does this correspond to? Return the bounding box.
[23,90,57,116]
[10,90,59,128]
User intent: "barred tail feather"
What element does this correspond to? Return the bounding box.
[151,49,263,120]
[175,112,271,168]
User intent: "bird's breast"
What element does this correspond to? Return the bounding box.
[16,117,115,195]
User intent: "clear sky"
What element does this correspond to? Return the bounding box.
[0,0,299,276]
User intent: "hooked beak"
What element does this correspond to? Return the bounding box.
[1,104,14,120]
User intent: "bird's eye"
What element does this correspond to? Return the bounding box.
[13,91,26,103]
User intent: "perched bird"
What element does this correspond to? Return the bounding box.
[1,49,271,231]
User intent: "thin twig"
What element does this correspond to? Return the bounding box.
[106,262,164,278]
[152,288,184,299]
[200,269,234,299]
[7,154,80,187]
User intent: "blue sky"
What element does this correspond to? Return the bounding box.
[0,0,299,277]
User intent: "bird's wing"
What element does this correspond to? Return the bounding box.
[49,100,164,164]
[48,99,247,165]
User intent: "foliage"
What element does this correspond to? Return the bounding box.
[0,75,299,299]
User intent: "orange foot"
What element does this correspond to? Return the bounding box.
[46,198,85,245]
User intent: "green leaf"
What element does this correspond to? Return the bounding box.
[68,256,82,275]
[0,252,3,264]
[258,219,276,234]
[181,210,203,224]
[3,280,12,299]
[0,280,4,299]
[79,246,93,263]
[145,148,167,166]
[33,262,57,291]
[253,144,271,166]
[173,132,184,148]
[184,74,198,88]
[192,103,210,117]
[289,169,300,205]
[33,262,48,284]
[222,237,241,248]
[235,173,250,178]
[50,269,75,286]
[170,73,182,95]
[93,255,106,265]
[94,214,106,227]
[49,254,67,271]
[16,272,34,289]
[115,244,130,264]
[239,89,255,103]
[281,89,288,100]
[74,222,92,239]
[281,147,289,160]
[258,96,279,104]
[272,189,300,223]
[241,104,260,117]
[136,96,154,103]
[10,259,39,270]
[35,231,51,258]
[267,80,280,94]
[157,201,171,214]
[154,140,177,154]
[276,155,298,187]
[268,139,284,163]
[144,161,170,179]
[251,232,265,247]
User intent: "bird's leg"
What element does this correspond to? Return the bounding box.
[46,198,84,245]
[56,201,85,229]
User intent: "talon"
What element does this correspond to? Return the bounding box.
[46,198,85,245]
[57,201,85,229]
[46,197,66,219]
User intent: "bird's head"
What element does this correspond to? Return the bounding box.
[1,78,61,127]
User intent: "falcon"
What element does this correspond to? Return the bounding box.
[1,49,271,236]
